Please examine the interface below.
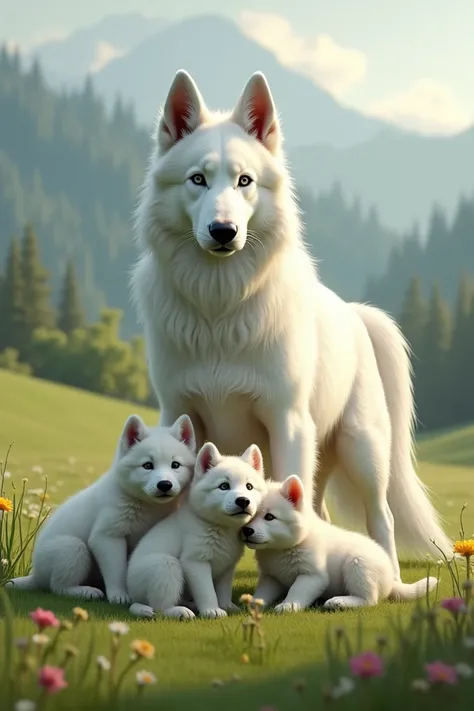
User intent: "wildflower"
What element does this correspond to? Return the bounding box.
[436,559,444,566]
[136,670,157,686]
[130,639,155,660]
[27,511,39,519]
[72,607,89,622]
[0,496,13,513]
[349,651,384,679]
[253,598,265,606]
[411,679,430,692]
[239,593,253,603]
[332,676,356,698]
[96,656,111,671]
[29,608,60,631]
[14,701,36,711]
[3,470,11,479]
[241,653,250,664]
[464,637,474,649]
[108,621,129,635]
[32,634,50,647]
[425,661,458,685]
[455,662,473,678]
[440,597,467,615]
[37,666,68,694]
[454,540,474,557]
[1,558,8,567]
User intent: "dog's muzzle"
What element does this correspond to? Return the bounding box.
[208,221,238,255]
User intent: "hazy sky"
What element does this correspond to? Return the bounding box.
[1,0,473,134]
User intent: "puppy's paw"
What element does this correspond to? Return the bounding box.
[223,602,240,613]
[129,603,155,619]
[274,601,302,614]
[323,597,351,611]
[164,606,196,620]
[107,590,132,605]
[78,586,105,601]
[200,607,228,619]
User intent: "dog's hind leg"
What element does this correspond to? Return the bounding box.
[36,535,105,600]
[128,554,194,619]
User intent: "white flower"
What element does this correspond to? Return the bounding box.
[411,679,430,692]
[136,670,157,686]
[3,470,11,479]
[1,558,8,567]
[32,634,50,646]
[15,700,36,711]
[464,637,474,649]
[96,655,111,671]
[332,676,355,698]
[455,662,473,678]
[108,621,129,635]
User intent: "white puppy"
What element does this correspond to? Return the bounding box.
[9,414,196,603]
[128,442,267,619]
[243,476,438,612]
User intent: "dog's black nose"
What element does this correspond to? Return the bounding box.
[242,526,254,538]
[235,496,250,510]
[157,480,173,493]
[208,221,238,245]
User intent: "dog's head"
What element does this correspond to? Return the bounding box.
[114,414,196,503]
[137,70,299,270]
[189,442,267,527]
[241,475,310,549]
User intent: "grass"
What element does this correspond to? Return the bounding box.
[1,368,474,709]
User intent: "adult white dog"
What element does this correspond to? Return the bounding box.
[131,69,451,577]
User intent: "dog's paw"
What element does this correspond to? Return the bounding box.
[78,586,105,601]
[223,602,240,613]
[107,590,132,605]
[200,607,228,619]
[164,606,196,620]
[274,601,302,614]
[129,603,155,619]
[323,597,351,611]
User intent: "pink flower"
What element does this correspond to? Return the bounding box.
[38,666,68,695]
[440,597,467,615]
[349,651,384,679]
[29,608,60,631]
[425,661,458,685]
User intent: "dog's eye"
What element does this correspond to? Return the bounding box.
[238,175,253,188]
[142,462,154,470]
[246,483,254,491]
[190,173,207,187]
[219,482,230,491]
[264,513,276,522]
[171,461,181,470]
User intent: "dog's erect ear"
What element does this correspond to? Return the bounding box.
[231,72,281,155]
[241,444,264,477]
[158,70,209,154]
[280,475,305,511]
[118,415,149,458]
[195,442,221,477]
[169,414,196,453]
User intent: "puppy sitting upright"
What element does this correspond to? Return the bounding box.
[128,442,267,619]
[9,414,196,604]
[243,475,438,612]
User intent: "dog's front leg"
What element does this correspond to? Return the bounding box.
[215,566,239,612]
[254,574,286,607]
[266,408,317,498]
[89,533,130,605]
[274,572,329,614]
[182,560,227,619]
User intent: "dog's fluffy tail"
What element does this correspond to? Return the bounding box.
[127,554,184,611]
[6,574,38,591]
[389,576,438,601]
[328,303,452,559]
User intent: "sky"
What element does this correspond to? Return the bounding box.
[1,0,473,135]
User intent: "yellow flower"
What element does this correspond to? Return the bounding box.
[72,607,89,622]
[0,496,13,513]
[130,639,155,660]
[136,670,157,686]
[454,540,474,557]
[241,653,249,664]
[239,594,253,604]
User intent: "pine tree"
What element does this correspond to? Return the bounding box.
[399,276,427,359]
[21,224,55,338]
[449,274,474,424]
[0,236,27,351]
[58,259,85,335]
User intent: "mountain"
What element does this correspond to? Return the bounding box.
[289,127,474,232]
[92,14,396,149]
[29,13,167,87]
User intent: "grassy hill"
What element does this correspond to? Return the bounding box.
[1,369,472,709]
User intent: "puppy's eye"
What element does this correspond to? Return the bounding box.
[190,173,207,187]
[171,461,181,470]
[264,513,276,522]
[246,483,254,491]
[219,482,230,491]
[142,462,154,471]
[238,175,253,187]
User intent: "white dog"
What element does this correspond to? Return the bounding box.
[243,475,438,612]
[131,68,451,577]
[9,414,196,603]
[127,442,267,619]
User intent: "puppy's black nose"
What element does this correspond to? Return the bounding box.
[235,496,250,510]
[157,480,173,493]
[208,221,238,245]
[242,526,254,538]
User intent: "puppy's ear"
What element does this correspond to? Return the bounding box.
[157,70,209,154]
[169,414,196,453]
[241,444,264,477]
[231,72,282,155]
[280,475,305,511]
[118,415,149,458]
[195,442,221,478]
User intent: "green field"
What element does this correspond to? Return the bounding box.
[1,369,474,710]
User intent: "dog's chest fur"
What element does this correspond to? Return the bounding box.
[101,495,173,551]
[185,524,243,579]
[257,545,317,588]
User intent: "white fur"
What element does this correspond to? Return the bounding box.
[244,476,438,612]
[8,414,196,603]
[131,69,451,575]
[127,442,267,619]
